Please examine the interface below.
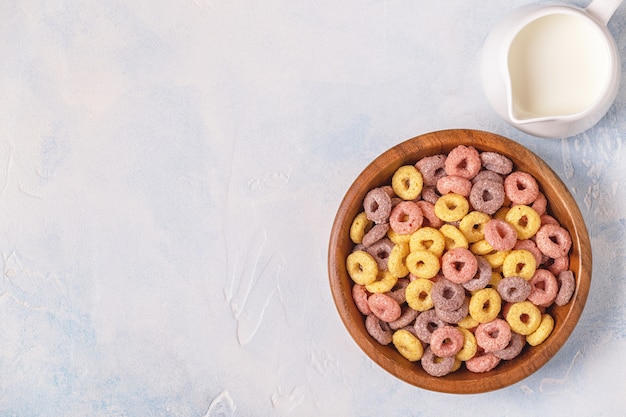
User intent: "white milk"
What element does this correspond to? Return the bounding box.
[507,13,611,120]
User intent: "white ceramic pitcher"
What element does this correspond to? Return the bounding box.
[481,0,623,138]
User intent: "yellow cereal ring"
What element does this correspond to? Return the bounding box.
[457,314,480,329]
[494,206,509,221]
[434,193,470,222]
[505,205,541,240]
[405,250,440,279]
[455,327,478,361]
[526,313,555,346]
[489,271,503,287]
[440,224,469,250]
[392,329,424,361]
[502,249,537,280]
[469,239,493,256]
[459,211,491,243]
[405,278,434,311]
[451,358,462,372]
[485,250,510,269]
[506,301,542,335]
[349,212,373,244]
[387,229,411,245]
[346,250,379,285]
[388,243,410,278]
[392,165,424,200]
[469,288,502,323]
[409,227,446,256]
[365,270,398,293]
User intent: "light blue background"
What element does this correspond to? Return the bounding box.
[1,0,625,416]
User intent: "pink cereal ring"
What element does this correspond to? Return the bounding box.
[417,200,444,229]
[484,218,517,251]
[421,346,456,377]
[441,247,478,284]
[430,325,464,357]
[437,175,472,197]
[465,352,501,373]
[540,214,560,225]
[514,239,543,267]
[504,171,540,205]
[530,192,547,216]
[546,255,569,276]
[535,224,572,259]
[475,318,512,353]
[352,284,371,315]
[445,145,481,180]
[389,201,423,235]
[368,293,402,322]
[555,270,576,306]
[527,269,559,307]
[365,314,392,345]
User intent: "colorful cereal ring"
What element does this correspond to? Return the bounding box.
[346,250,379,285]
[405,278,435,312]
[392,165,424,201]
[392,329,424,361]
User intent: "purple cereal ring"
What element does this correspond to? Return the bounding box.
[435,297,469,324]
[475,318,512,353]
[366,238,394,271]
[417,200,444,229]
[484,218,518,251]
[514,239,543,267]
[420,186,441,205]
[365,314,392,345]
[527,269,558,307]
[445,145,481,180]
[480,151,513,175]
[536,224,572,259]
[362,222,390,247]
[416,154,447,186]
[352,284,372,315]
[431,277,466,311]
[555,270,576,306]
[463,255,492,292]
[504,171,540,205]
[497,276,532,303]
[441,247,478,284]
[437,175,472,197]
[430,325,464,357]
[465,352,501,373]
[389,306,420,330]
[421,346,455,377]
[389,201,423,235]
[363,187,392,223]
[492,332,525,360]
[469,179,505,215]
[413,309,445,344]
[472,169,504,184]
[385,278,409,304]
[368,293,402,322]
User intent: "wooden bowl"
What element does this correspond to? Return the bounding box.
[328,129,591,393]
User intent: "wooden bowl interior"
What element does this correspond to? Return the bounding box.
[328,129,591,393]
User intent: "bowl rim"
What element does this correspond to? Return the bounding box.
[328,129,592,394]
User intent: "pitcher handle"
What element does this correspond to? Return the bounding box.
[587,0,624,25]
